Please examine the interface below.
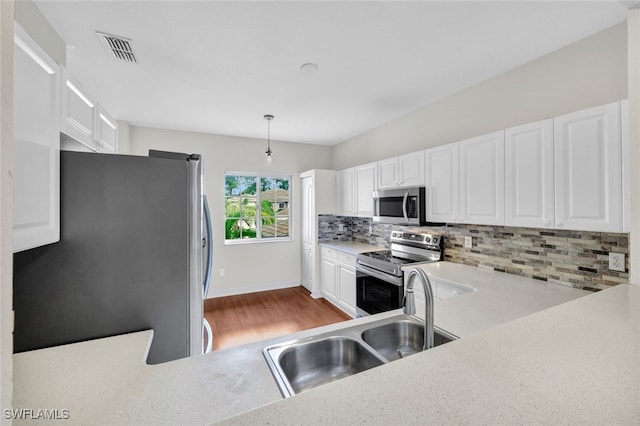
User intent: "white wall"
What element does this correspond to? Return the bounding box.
[332,22,628,170]
[0,0,14,421]
[129,126,332,297]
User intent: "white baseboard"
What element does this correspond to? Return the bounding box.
[206,280,300,299]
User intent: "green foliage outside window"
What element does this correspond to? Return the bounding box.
[224,174,291,241]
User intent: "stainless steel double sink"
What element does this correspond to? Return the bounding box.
[263,314,457,397]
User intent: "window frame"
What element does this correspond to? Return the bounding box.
[224,171,293,245]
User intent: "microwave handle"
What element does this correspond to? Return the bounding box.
[402,190,409,222]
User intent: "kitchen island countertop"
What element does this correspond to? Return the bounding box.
[12,263,636,425]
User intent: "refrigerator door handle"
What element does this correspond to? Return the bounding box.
[203,318,213,354]
[203,195,213,298]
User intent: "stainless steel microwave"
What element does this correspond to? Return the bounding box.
[373,187,426,226]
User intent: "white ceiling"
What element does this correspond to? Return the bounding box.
[34,1,629,146]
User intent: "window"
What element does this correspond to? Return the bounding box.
[224,173,291,243]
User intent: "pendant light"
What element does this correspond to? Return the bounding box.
[264,114,274,165]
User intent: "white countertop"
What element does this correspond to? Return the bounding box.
[409,262,592,337]
[318,240,386,254]
[221,284,640,425]
[12,262,636,425]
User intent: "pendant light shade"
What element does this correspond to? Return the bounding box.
[264,114,274,164]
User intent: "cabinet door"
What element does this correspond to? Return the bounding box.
[621,99,630,233]
[320,256,337,300]
[398,151,425,187]
[425,143,459,223]
[61,68,97,150]
[96,105,118,153]
[505,119,554,228]
[13,24,61,252]
[459,131,505,225]
[355,162,376,217]
[554,102,621,232]
[377,157,398,189]
[336,168,355,216]
[337,264,356,317]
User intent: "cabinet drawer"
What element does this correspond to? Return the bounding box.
[320,246,337,260]
[337,252,355,266]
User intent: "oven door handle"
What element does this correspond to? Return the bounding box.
[355,263,404,287]
[402,190,409,222]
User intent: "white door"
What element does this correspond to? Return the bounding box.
[336,168,354,215]
[13,24,61,252]
[377,157,398,189]
[301,177,313,291]
[425,143,459,223]
[554,102,621,232]
[398,151,425,187]
[355,162,376,217]
[505,119,554,228]
[459,131,505,226]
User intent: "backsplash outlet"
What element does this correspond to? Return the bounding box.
[318,215,629,291]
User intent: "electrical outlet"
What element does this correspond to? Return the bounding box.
[464,236,473,249]
[219,269,225,277]
[609,253,625,272]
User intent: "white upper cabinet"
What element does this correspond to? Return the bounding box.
[377,157,398,189]
[425,143,459,223]
[354,162,377,217]
[621,99,630,233]
[13,23,61,252]
[336,168,355,216]
[377,151,425,189]
[505,119,554,229]
[96,105,118,153]
[61,68,97,150]
[459,131,505,226]
[554,102,622,232]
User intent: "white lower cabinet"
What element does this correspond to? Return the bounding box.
[320,248,338,300]
[554,101,622,232]
[319,247,357,317]
[336,252,357,316]
[13,23,61,252]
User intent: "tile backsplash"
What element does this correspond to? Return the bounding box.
[318,215,629,291]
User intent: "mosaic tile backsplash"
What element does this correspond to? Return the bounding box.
[318,215,630,291]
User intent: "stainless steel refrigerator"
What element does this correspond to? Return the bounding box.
[13,150,213,364]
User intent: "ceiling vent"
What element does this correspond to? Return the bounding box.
[96,32,138,63]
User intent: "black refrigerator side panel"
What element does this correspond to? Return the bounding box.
[13,151,190,364]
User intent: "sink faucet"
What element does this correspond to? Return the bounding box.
[403,268,434,350]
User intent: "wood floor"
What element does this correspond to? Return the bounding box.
[204,286,351,351]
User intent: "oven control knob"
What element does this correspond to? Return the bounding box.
[432,237,439,244]
[424,236,431,243]
[392,232,397,238]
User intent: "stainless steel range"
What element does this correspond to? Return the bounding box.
[355,231,443,316]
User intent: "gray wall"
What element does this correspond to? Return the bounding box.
[332,22,628,170]
[128,125,332,297]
